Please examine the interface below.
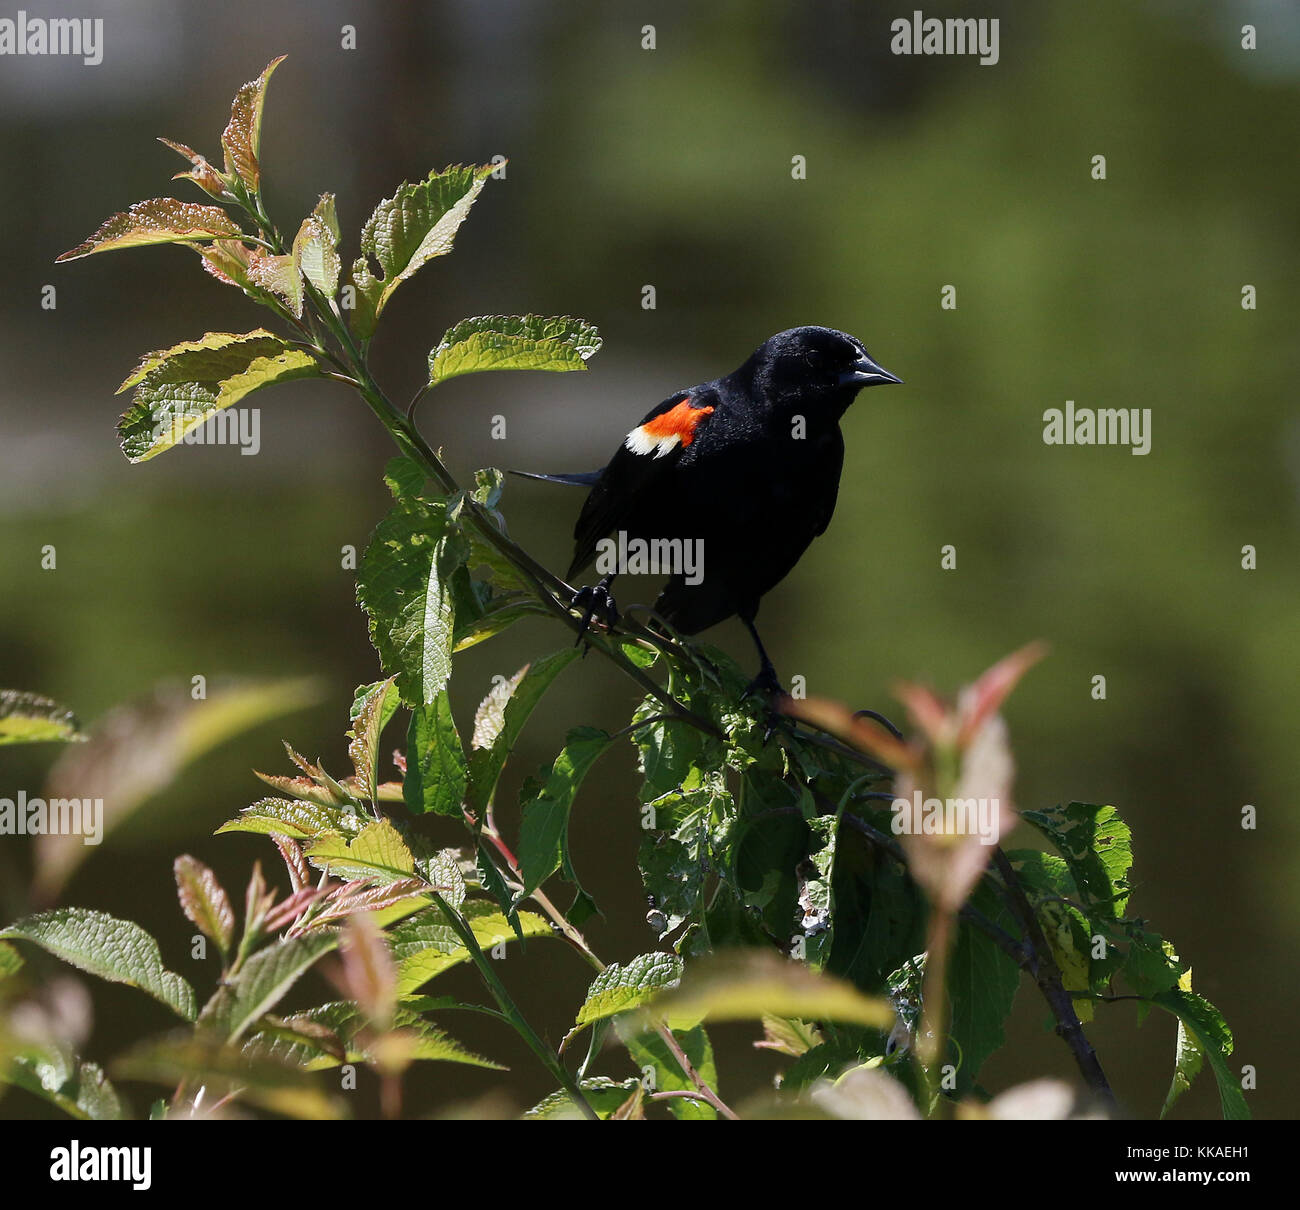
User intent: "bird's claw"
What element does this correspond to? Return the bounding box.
[572,581,619,647]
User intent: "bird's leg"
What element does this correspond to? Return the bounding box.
[571,575,619,647]
[741,616,783,697]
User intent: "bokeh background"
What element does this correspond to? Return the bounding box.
[2,0,1296,1119]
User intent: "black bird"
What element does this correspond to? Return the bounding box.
[519,326,901,691]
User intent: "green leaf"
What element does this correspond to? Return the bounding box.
[247,1000,501,1071]
[216,796,364,840]
[523,1076,643,1120]
[116,330,319,462]
[173,855,235,961]
[197,931,338,1044]
[428,314,602,386]
[467,649,581,816]
[2,1051,124,1121]
[1152,988,1249,1120]
[114,1034,343,1119]
[475,844,525,945]
[453,597,550,652]
[946,883,1022,1095]
[621,1024,717,1121]
[404,690,468,817]
[390,901,553,994]
[0,689,83,744]
[1022,802,1132,919]
[221,55,285,194]
[568,952,683,1044]
[516,727,614,901]
[305,819,416,884]
[350,163,495,337]
[347,677,399,801]
[56,198,244,261]
[0,941,23,980]
[357,476,465,706]
[634,951,895,1036]
[1160,965,1201,1118]
[0,909,195,1020]
[247,247,304,317]
[295,194,342,295]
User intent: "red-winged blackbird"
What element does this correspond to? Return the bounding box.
[518,326,901,690]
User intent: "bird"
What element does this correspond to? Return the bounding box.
[516,326,901,692]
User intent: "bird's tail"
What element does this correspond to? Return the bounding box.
[508,469,605,487]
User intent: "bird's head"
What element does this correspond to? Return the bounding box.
[743,325,901,417]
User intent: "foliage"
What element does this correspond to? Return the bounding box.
[0,55,1243,1121]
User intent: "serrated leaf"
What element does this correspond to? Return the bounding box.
[350,164,495,337]
[523,1076,642,1120]
[295,196,341,295]
[1023,802,1132,919]
[347,677,399,801]
[467,649,580,816]
[2,1052,124,1121]
[404,690,468,817]
[357,478,465,706]
[1160,964,1201,1118]
[0,690,83,744]
[1152,989,1249,1120]
[428,314,601,386]
[247,248,303,316]
[57,198,244,261]
[390,901,553,994]
[216,796,364,840]
[173,855,235,960]
[197,930,338,1044]
[116,330,319,462]
[221,55,285,193]
[0,909,195,1020]
[569,952,683,1044]
[305,819,415,885]
[516,727,614,901]
[246,1000,499,1072]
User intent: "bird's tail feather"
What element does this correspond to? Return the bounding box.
[509,469,605,487]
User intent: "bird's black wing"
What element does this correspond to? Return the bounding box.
[567,387,717,580]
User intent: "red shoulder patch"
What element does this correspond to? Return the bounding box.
[625,397,715,458]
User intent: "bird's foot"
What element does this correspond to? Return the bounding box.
[571,580,619,647]
[744,661,783,699]
[744,662,791,744]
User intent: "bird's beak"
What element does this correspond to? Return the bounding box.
[838,355,903,387]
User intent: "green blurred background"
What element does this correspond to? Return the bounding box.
[2,0,1296,1118]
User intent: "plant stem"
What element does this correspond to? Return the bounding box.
[429,893,599,1120]
[991,850,1117,1112]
